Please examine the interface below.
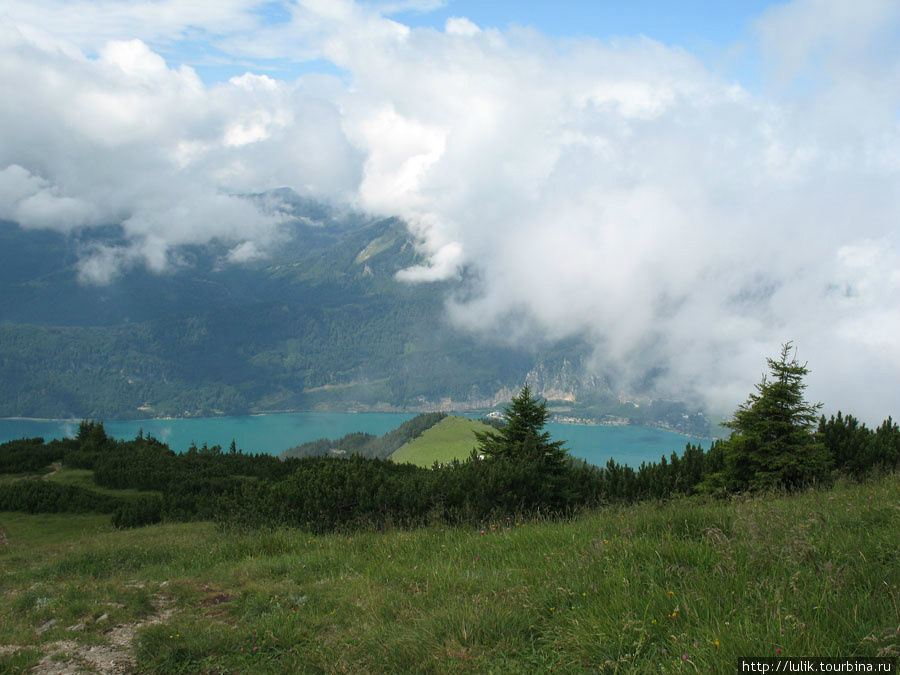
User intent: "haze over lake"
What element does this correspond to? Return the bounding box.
[0,413,707,468]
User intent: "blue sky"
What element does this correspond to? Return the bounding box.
[381,0,776,45]
[388,0,778,89]
[171,0,780,85]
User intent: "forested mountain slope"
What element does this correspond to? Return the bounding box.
[0,192,708,435]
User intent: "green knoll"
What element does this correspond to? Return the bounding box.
[389,415,495,467]
[1,474,898,673]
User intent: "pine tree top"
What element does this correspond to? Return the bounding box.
[474,385,567,464]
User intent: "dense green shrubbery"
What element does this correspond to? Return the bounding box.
[3,410,899,531]
[3,348,900,533]
[0,417,727,530]
[0,479,119,514]
[819,412,900,476]
[112,496,164,528]
[0,437,67,474]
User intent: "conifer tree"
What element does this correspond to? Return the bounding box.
[721,342,830,490]
[474,385,568,467]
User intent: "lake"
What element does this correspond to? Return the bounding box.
[0,413,707,468]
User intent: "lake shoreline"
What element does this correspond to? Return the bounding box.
[0,411,713,440]
[0,410,718,443]
[1,412,711,468]
[1,416,83,422]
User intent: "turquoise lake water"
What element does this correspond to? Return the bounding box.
[0,413,706,468]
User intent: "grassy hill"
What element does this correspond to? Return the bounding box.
[1,474,898,672]
[389,415,495,467]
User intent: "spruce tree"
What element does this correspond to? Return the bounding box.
[474,385,568,467]
[721,342,831,490]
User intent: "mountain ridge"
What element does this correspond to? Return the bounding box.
[0,192,709,436]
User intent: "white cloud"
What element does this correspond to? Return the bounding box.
[396,238,462,282]
[0,165,101,230]
[1,0,899,423]
[0,18,362,279]
[76,244,137,285]
[226,240,264,263]
[378,0,446,14]
[0,1,262,56]
[445,17,479,37]
[353,106,447,212]
[756,0,900,88]
[317,0,900,422]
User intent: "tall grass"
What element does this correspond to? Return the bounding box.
[1,473,898,673]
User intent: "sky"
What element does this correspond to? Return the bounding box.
[1,0,899,423]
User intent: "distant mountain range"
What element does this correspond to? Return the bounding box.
[0,190,710,436]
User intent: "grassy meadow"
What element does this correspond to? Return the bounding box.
[1,472,898,673]
[389,416,493,467]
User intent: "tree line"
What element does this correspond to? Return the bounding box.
[1,344,898,532]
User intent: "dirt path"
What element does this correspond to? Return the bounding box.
[41,463,63,480]
[2,585,175,674]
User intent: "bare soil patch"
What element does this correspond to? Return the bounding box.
[1,584,176,674]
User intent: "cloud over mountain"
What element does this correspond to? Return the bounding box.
[1,0,899,421]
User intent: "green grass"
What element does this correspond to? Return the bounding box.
[0,511,110,549]
[45,468,162,501]
[1,475,899,673]
[0,471,44,484]
[354,231,397,264]
[389,415,494,467]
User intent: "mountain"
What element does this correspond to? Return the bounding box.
[0,192,709,436]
